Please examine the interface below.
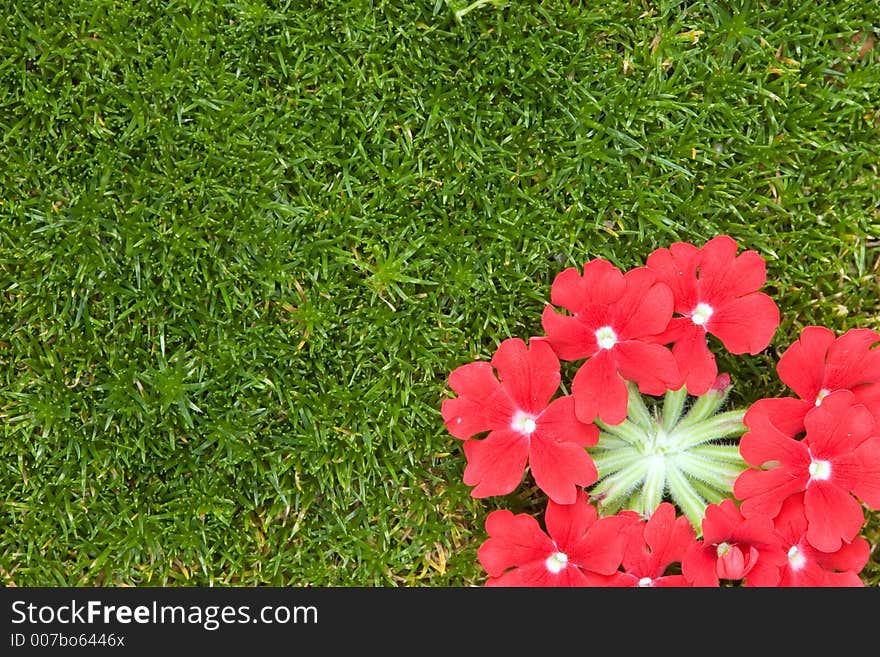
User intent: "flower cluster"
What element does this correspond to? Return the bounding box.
[441,236,880,586]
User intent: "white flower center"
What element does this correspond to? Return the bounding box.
[691,302,714,326]
[808,458,831,481]
[716,542,731,557]
[595,325,618,350]
[637,577,653,587]
[510,411,537,435]
[545,551,568,574]
[815,389,831,406]
[787,545,807,571]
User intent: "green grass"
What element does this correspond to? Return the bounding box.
[1,0,878,586]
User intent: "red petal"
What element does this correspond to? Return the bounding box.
[484,567,546,587]
[816,570,867,587]
[646,243,699,313]
[776,326,836,400]
[803,390,872,458]
[771,493,808,545]
[462,430,529,498]
[699,499,742,545]
[824,328,880,388]
[614,340,681,395]
[740,402,810,467]
[853,437,880,508]
[488,562,592,587]
[694,235,740,302]
[735,467,807,519]
[571,351,628,425]
[535,396,599,447]
[814,536,871,574]
[567,514,633,576]
[643,502,696,571]
[743,397,811,438]
[529,435,598,504]
[681,543,720,587]
[804,483,865,552]
[621,521,650,575]
[549,264,624,316]
[652,575,693,587]
[733,515,786,559]
[541,305,597,361]
[580,571,638,587]
[442,361,503,438]
[741,550,783,587]
[646,316,695,345]
[491,337,560,414]
[577,259,627,307]
[614,268,674,340]
[706,293,780,354]
[544,489,597,548]
[698,236,769,300]
[669,323,717,395]
[549,266,591,313]
[447,360,498,398]
[442,396,490,440]
[854,383,880,421]
[727,249,769,297]
[478,510,553,577]
[715,544,748,580]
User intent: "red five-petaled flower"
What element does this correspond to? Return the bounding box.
[734,390,880,552]
[540,259,680,425]
[441,337,599,504]
[749,326,880,437]
[774,494,870,587]
[616,502,697,587]
[681,499,786,586]
[477,490,635,586]
[645,235,780,395]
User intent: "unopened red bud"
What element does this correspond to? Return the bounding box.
[711,373,731,393]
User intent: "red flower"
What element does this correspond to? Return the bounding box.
[734,390,880,552]
[774,494,869,587]
[540,259,680,425]
[616,502,697,587]
[645,235,780,395]
[478,490,636,586]
[753,326,880,436]
[681,499,786,587]
[441,337,599,504]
